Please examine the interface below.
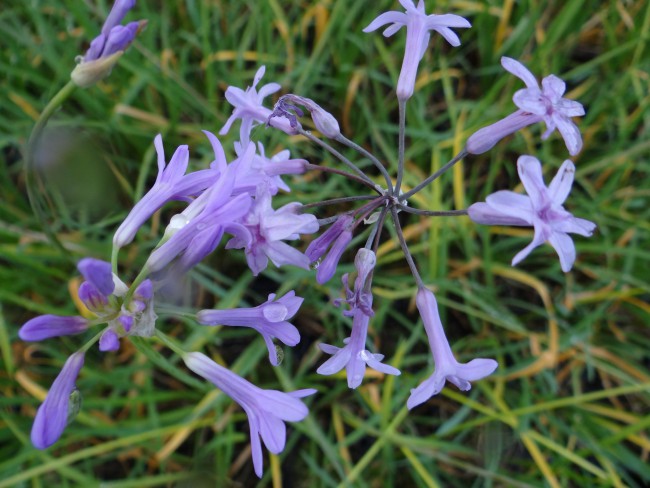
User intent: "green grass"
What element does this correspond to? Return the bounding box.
[1,0,649,486]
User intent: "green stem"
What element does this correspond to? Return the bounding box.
[394,99,407,196]
[400,150,467,201]
[154,329,188,357]
[335,134,393,194]
[24,81,77,257]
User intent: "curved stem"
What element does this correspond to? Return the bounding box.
[335,134,393,194]
[400,150,467,201]
[390,207,424,288]
[394,100,407,196]
[397,206,468,217]
[24,81,77,256]
[297,127,376,187]
[305,163,381,192]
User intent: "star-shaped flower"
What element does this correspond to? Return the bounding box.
[219,66,294,145]
[466,57,585,155]
[408,288,497,409]
[363,0,471,100]
[468,155,596,271]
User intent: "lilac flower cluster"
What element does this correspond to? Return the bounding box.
[21,0,596,478]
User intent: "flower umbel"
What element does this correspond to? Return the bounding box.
[468,156,596,271]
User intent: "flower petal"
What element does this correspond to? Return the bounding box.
[517,155,547,208]
[501,57,539,89]
[542,74,566,100]
[548,231,576,272]
[362,11,407,33]
[554,114,583,156]
[548,160,575,205]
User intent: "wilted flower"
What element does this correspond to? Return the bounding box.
[182,352,316,477]
[197,291,303,365]
[468,156,596,271]
[363,0,471,101]
[31,352,85,449]
[318,249,400,388]
[467,57,585,155]
[407,288,498,409]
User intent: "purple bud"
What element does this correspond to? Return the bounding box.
[466,110,541,154]
[19,315,88,342]
[77,258,114,296]
[102,22,139,57]
[271,94,341,138]
[78,281,108,311]
[316,230,352,284]
[101,0,137,36]
[134,279,153,300]
[31,352,85,449]
[118,315,134,332]
[305,215,353,262]
[99,329,120,352]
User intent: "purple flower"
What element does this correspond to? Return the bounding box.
[113,134,216,249]
[145,167,252,273]
[77,258,114,296]
[468,156,596,272]
[226,184,319,276]
[305,214,354,263]
[467,57,585,155]
[31,351,85,449]
[219,66,295,146]
[197,291,303,365]
[19,316,88,342]
[407,288,498,409]
[71,1,143,88]
[315,229,352,284]
[318,249,400,388]
[363,1,471,101]
[230,141,307,196]
[183,352,316,477]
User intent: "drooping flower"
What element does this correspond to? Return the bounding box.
[182,352,316,477]
[71,0,144,88]
[31,351,85,449]
[226,184,319,276]
[468,156,596,272]
[363,0,471,101]
[407,288,498,409]
[113,134,216,249]
[197,291,303,365]
[466,57,585,155]
[219,66,295,146]
[318,249,401,388]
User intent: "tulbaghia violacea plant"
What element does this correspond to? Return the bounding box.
[21,0,597,479]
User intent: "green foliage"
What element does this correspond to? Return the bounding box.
[1,0,648,486]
